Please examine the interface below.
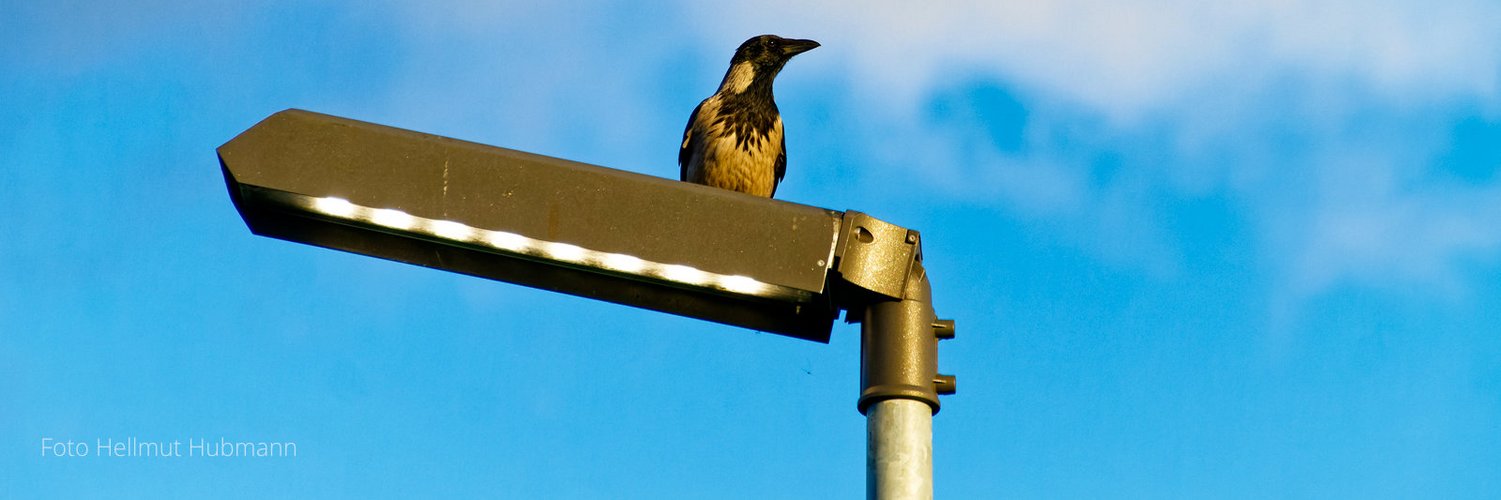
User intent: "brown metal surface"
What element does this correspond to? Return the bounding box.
[220,109,841,295]
[219,109,843,341]
[857,261,944,414]
[833,211,918,301]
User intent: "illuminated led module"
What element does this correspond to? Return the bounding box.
[296,195,811,301]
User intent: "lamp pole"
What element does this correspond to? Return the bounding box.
[868,399,934,499]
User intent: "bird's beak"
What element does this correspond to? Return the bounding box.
[780,38,820,58]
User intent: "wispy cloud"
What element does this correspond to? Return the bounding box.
[689,1,1501,119]
[371,1,696,168]
[683,0,1501,301]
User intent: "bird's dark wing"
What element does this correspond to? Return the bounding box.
[771,131,786,197]
[679,101,706,181]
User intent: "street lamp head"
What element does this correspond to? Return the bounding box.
[219,109,843,341]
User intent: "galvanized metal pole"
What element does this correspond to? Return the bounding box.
[867,398,933,499]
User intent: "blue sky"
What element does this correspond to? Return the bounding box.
[4,1,1500,498]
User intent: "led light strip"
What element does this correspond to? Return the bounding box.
[274,193,813,302]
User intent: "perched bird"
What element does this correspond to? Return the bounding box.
[680,35,819,198]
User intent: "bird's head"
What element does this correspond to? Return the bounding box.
[732,34,820,72]
[720,35,818,93]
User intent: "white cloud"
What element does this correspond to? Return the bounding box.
[1272,150,1501,297]
[688,0,1501,120]
[682,0,1501,300]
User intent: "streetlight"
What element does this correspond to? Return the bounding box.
[219,109,956,498]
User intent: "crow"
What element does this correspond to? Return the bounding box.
[680,35,819,198]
